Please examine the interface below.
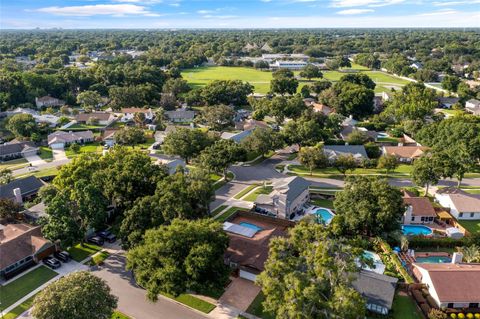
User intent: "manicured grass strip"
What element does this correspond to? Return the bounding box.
[212,172,234,191]
[215,207,246,222]
[243,186,273,202]
[234,184,259,199]
[162,293,216,314]
[0,158,29,170]
[112,311,131,319]
[0,266,57,311]
[289,164,414,177]
[458,220,480,233]
[212,205,228,216]
[391,294,422,319]
[311,198,334,209]
[2,294,37,319]
[246,292,275,319]
[38,146,53,161]
[90,251,110,266]
[67,243,102,262]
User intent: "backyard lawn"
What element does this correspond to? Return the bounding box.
[67,243,103,262]
[182,66,407,94]
[390,294,422,319]
[458,220,480,233]
[244,186,273,202]
[0,266,58,311]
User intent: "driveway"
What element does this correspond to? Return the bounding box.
[91,253,208,319]
[219,278,261,312]
[24,154,46,166]
[53,149,67,161]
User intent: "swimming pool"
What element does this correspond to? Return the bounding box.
[416,256,451,263]
[360,250,386,274]
[313,208,335,225]
[402,225,433,236]
[239,222,262,232]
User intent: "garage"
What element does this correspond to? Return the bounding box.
[239,269,257,282]
[50,143,65,150]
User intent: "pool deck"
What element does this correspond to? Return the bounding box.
[292,205,335,222]
[415,252,451,258]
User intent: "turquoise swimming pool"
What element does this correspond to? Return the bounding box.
[416,256,451,263]
[402,225,433,236]
[313,208,335,225]
[239,222,262,232]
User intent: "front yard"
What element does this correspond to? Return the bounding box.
[243,186,273,202]
[246,292,275,319]
[289,164,414,178]
[0,158,29,170]
[65,142,103,158]
[67,243,103,262]
[38,146,53,161]
[0,266,58,311]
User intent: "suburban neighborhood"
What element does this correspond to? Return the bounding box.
[1,15,480,319]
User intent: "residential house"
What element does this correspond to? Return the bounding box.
[465,99,480,115]
[35,96,64,108]
[381,91,393,102]
[323,145,368,162]
[382,146,428,163]
[75,112,116,126]
[223,211,294,281]
[352,270,398,315]
[120,108,154,123]
[270,60,308,70]
[236,119,269,131]
[402,194,436,224]
[260,43,273,52]
[0,176,45,203]
[0,142,39,161]
[254,176,310,220]
[438,97,460,109]
[48,130,94,149]
[5,108,60,127]
[412,260,480,310]
[22,202,47,223]
[151,154,187,175]
[164,109,196,123]
[220,130,253,143]
[154,125,191,144]
[102,129,118,147]
[311,103,332,116]
[410,62,423,70]
[0,223,55,279]
[342,115,359,127]
[340,125,378,142]
[435,187,480,220]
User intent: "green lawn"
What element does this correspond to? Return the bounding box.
[390,294,422,319]
[2,294,37,319]
[62,123,106,130]
[0,266,58,311]
[215,206,246,222]
[377,136,400,143]
[234,184,260,199]
[89,251,110,266]
[212,205,228,216]
[212,172,234,191]
[182,67,407,95]
[65,142,103,158]
[289,164,413,177]
[244,186,273,202]
[311,198,334,209]
[16,166,61,179]
[162,293,216,313]
[458,220,480,233]
[246,292,275,319]
[67,243,103,262]
[0,158,29,170]
[38,146,53,161]
[112,311,131,319]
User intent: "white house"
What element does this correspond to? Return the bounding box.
[35,96,64,108]
[402,195,436,225]
[465,99,480,109]
[412,259,480,310]
[435,187,480,220]
[270,60,308,70]
[120,108,154,123]
[47,131,94,149]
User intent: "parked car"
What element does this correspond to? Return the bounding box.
[43,257,61,269]
[87,236,104,246]
[97,230,116,243]
[54,251,71,262]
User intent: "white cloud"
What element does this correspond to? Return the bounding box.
[35,4,158,16]
[337,8,374,14]
[433,0,480,6]
[170,3,180,7]
[418,8,458,16]
[202,15,237,19]
[330,0,403,7]
[197,9,214,14]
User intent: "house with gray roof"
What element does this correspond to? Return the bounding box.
[352,270,398,315]
[435,187,480,220]
[47,130,94,149]
[254,176,310,220]
[0,142,39,161]
[0,176,45,203]
[220,130,253,143]
[323,145,368,162]
[164,109,196,123]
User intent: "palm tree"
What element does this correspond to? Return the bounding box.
[460,245,480,263]
[133,112,146,127]
[400,236,409,252]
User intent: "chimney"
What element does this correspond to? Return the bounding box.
[451,252,463,264]
[13,188,23,204]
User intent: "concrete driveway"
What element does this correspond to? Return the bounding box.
[24,154,46,166]
[91,253,208,319]
[219,278,261,312]
[53,149,67,161]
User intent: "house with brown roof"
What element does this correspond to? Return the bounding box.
[402,195,436,224]
[0,223,55,279]
[311,103,332,116]
[237,119,269,131]
[412,261,480,310]
[223,211,294,281]
[382,146,428,163]
[120,108,154,123]
[435,187,480,220]
[75,112,116,126]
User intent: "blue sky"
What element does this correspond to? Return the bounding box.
[1,0,479,29]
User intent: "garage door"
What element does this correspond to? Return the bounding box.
[239,270,257,282]
[50,143,64,150]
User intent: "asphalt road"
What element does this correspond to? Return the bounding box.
[91,253,208,319]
